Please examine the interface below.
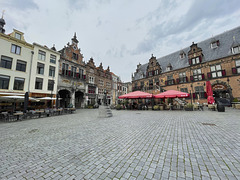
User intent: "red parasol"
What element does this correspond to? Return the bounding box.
[154,90,189,98]
[118,91,153,99]
[206,81,215,104]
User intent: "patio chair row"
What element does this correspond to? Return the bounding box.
[0,108,76,122]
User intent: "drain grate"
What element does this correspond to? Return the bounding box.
[202,123,216,126]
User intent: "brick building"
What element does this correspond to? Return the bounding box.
[58,33,86,108]
[132,26,240,104]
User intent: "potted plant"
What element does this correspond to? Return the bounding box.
[116,104,122,110]
[232,98,238,108]
[153,105,160,110]
[184,103,193,111]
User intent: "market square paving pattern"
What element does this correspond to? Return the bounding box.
[0,108,240,180]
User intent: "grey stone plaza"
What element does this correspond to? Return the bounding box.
[0,108,240,180]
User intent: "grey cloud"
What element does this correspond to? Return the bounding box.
[1,0,38,10]
[133,0,240,54]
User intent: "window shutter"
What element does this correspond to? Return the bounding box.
[202,74,205,80]
[199,56,202,63]
[76,54,78,60]
[204,92,207,98]
[152,71,154,75]
[190,76,194,82]
[222,69,226,76]
[188,59,192,65]
[193,93,196,99]
[185,77,188,82]
[62,69,65,75]
[207,72,212,79]
[176,78,179,84]
[172,79,175,85]
[165,81,167,86]
[76,73,79,78]
[66,70,68,76]
[83,75,86,79]
[232,67,237,74]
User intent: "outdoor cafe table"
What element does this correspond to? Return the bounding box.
[35,110,44,118]
[56,109,63,115]
[13,112,23,121]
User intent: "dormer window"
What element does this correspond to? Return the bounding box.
[189,56,202,65]
[15,33,21,40]
[211,40,220,49]
[232,46,240,54]
[180,53,185,59]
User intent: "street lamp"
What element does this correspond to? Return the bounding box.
[104,89,107,106]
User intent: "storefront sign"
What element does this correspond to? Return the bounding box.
[212,84,227,90]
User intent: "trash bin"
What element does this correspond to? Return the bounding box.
[217,105,225,112]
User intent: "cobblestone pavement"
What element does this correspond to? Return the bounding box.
[0,108,240,180]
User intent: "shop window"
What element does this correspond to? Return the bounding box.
[50,54,56,64]
[37,62,44,75]
[35,78,43,90]
[49,66,55,77]
[38,50,46,60]
[14,77,25,90]
[11,44,21,55]
[0,56,12,69]
[0,75,10,89]
[48,80,54,91]
[16,60,26,72]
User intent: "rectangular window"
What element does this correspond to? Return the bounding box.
[48,80,54,91]
[0,56,12,69]
[38,50,46,60]
[79,68,83,79]
[192,57,200,65]
[195,86,205,99]
[50,54,56,64]
[15,33,21,40]
[179,72,186,83]
[180,88,188,93]
[14,77,25,90]
[49,66,55,77]
[35,78,43,90]
[16,60,26,72]
[88,86,96,94]
[37,63,44,75]
[71,66,76,77]
[210,64,222,78]
[232,46,240,54]
[89,76,94,84]
[167,75,174,85]
[193,69,202,81]
[72,53,78,60]
[235,60,240,74]
[11,44,21,55]
[0,75,10,89]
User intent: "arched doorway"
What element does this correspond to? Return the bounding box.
[212,80,233,100]
[75,91,84,108]
[59,89,71,108]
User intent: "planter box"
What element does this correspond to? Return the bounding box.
[236,104,240,109]
[185,108,193,111]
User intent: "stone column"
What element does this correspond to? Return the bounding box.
[71,90,75,108]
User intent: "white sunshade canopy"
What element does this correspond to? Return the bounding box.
[0,95,40,102]
[37,97,62,101]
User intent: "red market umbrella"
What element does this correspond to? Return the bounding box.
[118,91,153,99]
[154,90,189,98]
[206,81,215,104]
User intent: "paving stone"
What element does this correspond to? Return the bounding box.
[0,109,239,179]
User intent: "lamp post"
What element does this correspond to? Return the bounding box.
[104,89,107,106]
[190,84,193,104]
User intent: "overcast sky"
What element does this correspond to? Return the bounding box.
[1,0,240,82]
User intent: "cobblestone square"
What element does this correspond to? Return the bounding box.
[0,108,240,180]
